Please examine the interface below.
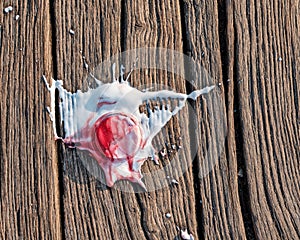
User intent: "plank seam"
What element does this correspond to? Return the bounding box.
[49,2,66,239]
[179,1,205,239]
[121,0,127,53]
[232,6,256,238]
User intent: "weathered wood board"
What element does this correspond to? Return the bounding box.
[0,0,299,239]
[0,1,61,239]
[231,0,300,238]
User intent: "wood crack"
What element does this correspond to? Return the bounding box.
[49,1,66,239]
[179,0,205,239]
[224,0,257,238]
[233,25,256,240]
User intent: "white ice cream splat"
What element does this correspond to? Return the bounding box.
[4,6,13,14]
[180,229,195,240]
[44,67,214,189]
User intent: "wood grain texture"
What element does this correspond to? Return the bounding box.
[0,1,61,239]
[51,1,140,239]
[232,0,300,239]
[1,0,299,239]
[53,0,201,239]
[122,0,199,239]
[182,0,246,239]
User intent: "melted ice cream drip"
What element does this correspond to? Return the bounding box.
[44,73,215,188]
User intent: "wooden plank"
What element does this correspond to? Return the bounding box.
[53,0,205,239]
[0,1,61,239]
[232,0,300,239]
[52,1,145,239]
[122,0,199,239]
[181,0,247,239]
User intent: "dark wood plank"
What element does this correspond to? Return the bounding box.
[122,0,199,239]
[52,1,149,239]
[182,0,247,239]
[232,0,300,239]
[0,1,61,239]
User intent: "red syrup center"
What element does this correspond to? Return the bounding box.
[95,113,142,164]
